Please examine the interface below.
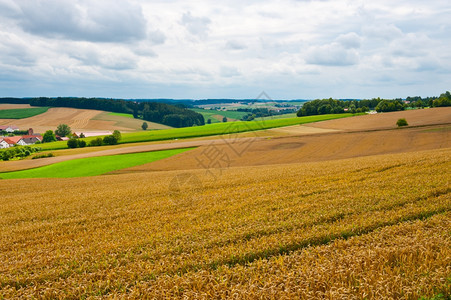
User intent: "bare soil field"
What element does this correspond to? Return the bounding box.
[306,107,451,131]
[0,107,164,133]
[118,124,450,173]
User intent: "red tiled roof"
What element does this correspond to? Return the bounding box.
[4,136,22,143]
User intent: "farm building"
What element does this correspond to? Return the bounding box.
[73,131,112,138]
[21,135,42,145]
[0,125,20,133]
[0,138,18,148]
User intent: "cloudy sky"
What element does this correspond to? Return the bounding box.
[0,0,450,99]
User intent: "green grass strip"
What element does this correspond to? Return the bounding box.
[0,148,193,179]
[0,107,50,119]
[107,112,135,118]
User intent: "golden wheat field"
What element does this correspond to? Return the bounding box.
[0,147,450,299]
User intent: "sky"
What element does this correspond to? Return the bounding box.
[0,0,450,100]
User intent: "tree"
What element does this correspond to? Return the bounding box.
[222,116,227,122]
[112,130,121,142]
[207,119,211,124]
[79,133,85,138]
[141,122,148,130]
[67,138,78,148]
[42,130,56,143]
[103,135,118,145]
[55,124,71,137]
[396,118,408,127]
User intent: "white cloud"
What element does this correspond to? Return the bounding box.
[0,0,450,99]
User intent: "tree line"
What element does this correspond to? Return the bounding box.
[297,91,451,116]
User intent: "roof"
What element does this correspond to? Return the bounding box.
[4,136,22,144]
[2,138,17,145]
[22,134,42,140]
[0,125,19,130]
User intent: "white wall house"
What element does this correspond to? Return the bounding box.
[0,139,10,149]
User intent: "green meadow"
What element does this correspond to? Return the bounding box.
[0,107,50,119]
[0,148,192,179]
[192,108,248,122]
[107,112,135,118]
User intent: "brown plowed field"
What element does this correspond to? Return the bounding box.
[306,107,451,131]
[115,125,450,173]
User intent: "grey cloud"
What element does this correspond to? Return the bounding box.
[362,24,403,41]
[13,0,147,43]
[0,34,37,66]
[336,32,361,49]
[305,44,359,66]
[148,30,166,45]
[68,46,137,70]
[225,40,247,50]
[0,0,21,17]
[181,11,211,38]
[220,66,240,77]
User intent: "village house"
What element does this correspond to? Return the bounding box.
[0,125,20,133]
[0,138,10,148]
[0,138,17,148]
[21,135,42,145]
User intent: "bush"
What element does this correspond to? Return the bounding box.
[78,140,86,148]
[396,118,408,127]
[89,137,103,147]
[103,135,118,145]
[67,138,79,148]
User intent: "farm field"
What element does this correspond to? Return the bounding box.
[0,148,449,298]
[0,148,191,179]
[0,107,49,119]
[0,107,167,133]
[307,106,451,131]
[191,108,248,122]
[115,124,451,173]
[34,113,356,150]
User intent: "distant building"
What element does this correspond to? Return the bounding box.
[73,131,112,138]
[0,125,19,133]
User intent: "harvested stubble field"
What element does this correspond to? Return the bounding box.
[0,148,450,298]
[306,106,451,131]
[0,107,163,133]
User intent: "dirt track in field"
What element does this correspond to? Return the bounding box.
[112,125,450,174]
[306,107,451,131]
